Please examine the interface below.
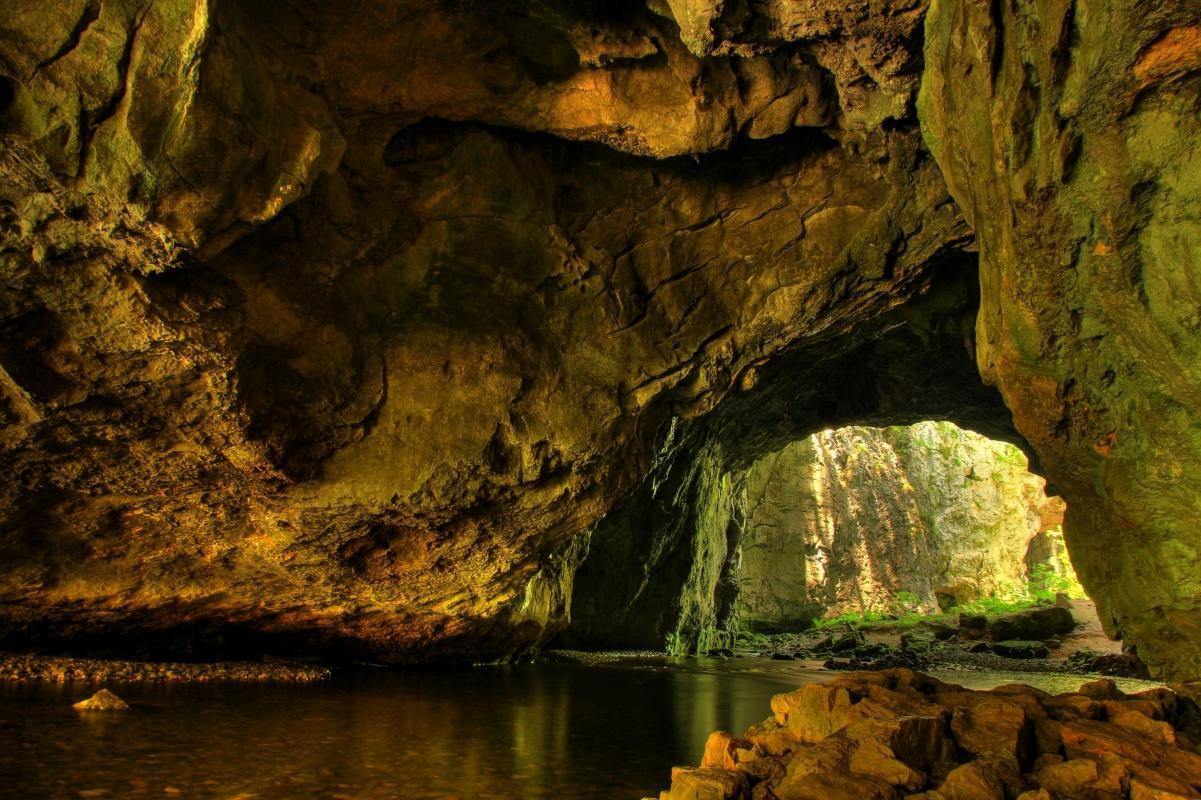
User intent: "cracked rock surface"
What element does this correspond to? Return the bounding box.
[0,0,1199,684]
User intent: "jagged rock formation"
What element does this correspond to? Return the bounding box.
[735,422,1065,633]
[920,0,1201,684]
[656,669,1201,800]
[0,0,1199,685]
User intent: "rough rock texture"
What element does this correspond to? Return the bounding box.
[71,688,129,711]
[0,0,967,663]
[0,0,1199,682]
[562,272,1021,652]
[735,421,1064,632]
[655,669,1201,800]
[919,0,1201,682]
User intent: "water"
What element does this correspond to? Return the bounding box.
[0,655,1163,800]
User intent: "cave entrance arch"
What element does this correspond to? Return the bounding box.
[554,263,1082,654]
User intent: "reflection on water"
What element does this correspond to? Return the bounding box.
[0,656,1162,800]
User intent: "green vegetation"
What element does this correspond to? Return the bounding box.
[730,566,1087,647]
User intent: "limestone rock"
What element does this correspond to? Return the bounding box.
[661,767,749,800]
[990,641,1053,660]
[72,688,129,711]
[920,0,1201,682]
[0,0,1200,687]
[988,607,1076,643]
[655,670,1201,800]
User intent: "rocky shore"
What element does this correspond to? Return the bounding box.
[0,653,330,683]
[724,602,1153,681]
[653,668,1201,800]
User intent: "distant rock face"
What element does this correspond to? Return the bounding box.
[735,423,1065,632]
[0,0,1199,681]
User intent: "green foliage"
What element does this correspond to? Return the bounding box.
[1027,562,1086,602]
[813,608,924,631]
[890,590,922,616]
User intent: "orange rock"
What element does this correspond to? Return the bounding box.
[785,738,856,779]
[701,731,756,771]
[1037,749,1128,792]
[1110,708,1178,746]
[844,719,929,791]
[661,767,750,800]
[1079,679,1127,702]
[771,684,855,742]
[1042,694,1101,722]
[1129,776,1198,800]
[1060,718,1165,764]
[933,759,1012,800]
[1034,717,1063,755]
[747,728,801,758]
[773,770,899,800]
[950,696,1035,769]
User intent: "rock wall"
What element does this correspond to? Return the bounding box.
[919,0,1201,682]
[736,422,1065,633]
[0,0,1199,682]
[0,0,971,662]
[562,272,1025,653]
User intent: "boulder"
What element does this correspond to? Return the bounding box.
[72,688,129,711]
[656,670,1201,800]
[701,732,756,772]
[959,613,988,630]
[950,696,1036,769]
[773,771,899,800]
[771,685,855,742]
[991,640,1052,659]
[988,607,1075,642]
[661,767,749,800]
[934,757,1020,800]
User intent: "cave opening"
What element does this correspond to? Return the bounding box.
[731,420,1077,634]
[558,418,1089,657]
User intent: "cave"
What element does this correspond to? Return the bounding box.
[3,0,1201,798]
[564,416,1075,652]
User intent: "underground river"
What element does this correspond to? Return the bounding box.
[0,655,1162,800]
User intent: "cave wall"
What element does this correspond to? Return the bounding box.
[736,422,1064,633]
[0,0,1198,683]
[919,0,1201,684]
[0,0,967,662]
[562,270,1023,652]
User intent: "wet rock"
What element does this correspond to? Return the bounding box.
[1067,649,1153,679]
[72,689,129,711]
[991,641,1052,659]
[654,670,1201,800]
[771,684,855,742]
[661,767,750,800]
[701,732,756,772]
[959,614,988,630]
[988,607,1075,643]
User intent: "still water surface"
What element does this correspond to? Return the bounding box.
[0,655,1162,800]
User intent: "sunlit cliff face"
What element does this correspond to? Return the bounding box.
[0,0,1199,687]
